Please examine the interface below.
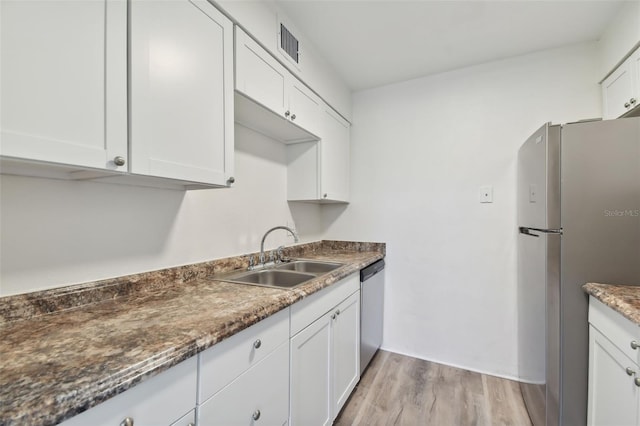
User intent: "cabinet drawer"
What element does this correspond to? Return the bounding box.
[60,356,197,426]
[291,274,359,336]
[198,342,289,426]
[199,307,289,402]
[589,297,640,365]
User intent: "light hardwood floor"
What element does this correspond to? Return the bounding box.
[335,350,532,426]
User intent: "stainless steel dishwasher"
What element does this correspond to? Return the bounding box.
[360,259,385,374]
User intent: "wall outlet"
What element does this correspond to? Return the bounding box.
[479,186,493,203]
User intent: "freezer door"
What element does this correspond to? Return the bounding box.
[517,123,561,230]
[560,117,640,426]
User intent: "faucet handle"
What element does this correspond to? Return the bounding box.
[248,256,255,270]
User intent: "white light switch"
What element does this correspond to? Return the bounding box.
[479,186,493,203]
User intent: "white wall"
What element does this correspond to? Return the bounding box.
[322,43,602,379]
[597,0,640,80]
[0,125,322,296]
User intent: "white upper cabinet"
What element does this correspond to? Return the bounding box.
[215,0,352,121]
[235,27,319,143]
[130,0,234,186]
[289,78,323,138]
[235,27,289,117]
[602,47,640,119]
[287,104,350,203]
[320,107,350,203]
[0,0,128,171]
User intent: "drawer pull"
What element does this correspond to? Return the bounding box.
[120,417,134,426]
[635,378,640,387]
[253,339,262,349]
[627,367,636,376]
[631,340,639,350]
[252,409,261,420]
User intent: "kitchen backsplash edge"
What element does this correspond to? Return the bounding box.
[0,240,385,324]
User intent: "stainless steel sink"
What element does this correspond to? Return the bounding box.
[275,260,343,274]
[217,269,316,289]
[210,259,344,290]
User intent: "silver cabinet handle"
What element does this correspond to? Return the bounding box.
[227,176,235,184]
[627,367,636,376]
[625,102,631,108]
[291,114,296,120]
[114,156,126,166]
[120,417,134,426]
[635,377,640,387]
[252,409,261,420]
[323,193,328,198]
[331,313,336,320]
[284,110,290,117]
[631,98,637,105]
[253,339,262,349]
[336,309,341,316]
[631,340,639,350]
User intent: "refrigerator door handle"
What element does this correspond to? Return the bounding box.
[519,226,563,237]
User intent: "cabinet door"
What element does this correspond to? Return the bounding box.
[290,313,332,426]
[0,0,127,171]
[631,49,640,110]
[198,343,289,426]
[602,59,634,119]
[289,79,322,137]
[587,325,639,426]
[60,357,197,426]
[320,107,350,202]
[332,291,360,418]
[130,0,234,185]
[235,27,289,118]
[170,409,195,426]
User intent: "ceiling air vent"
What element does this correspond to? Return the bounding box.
[280,23,299,64]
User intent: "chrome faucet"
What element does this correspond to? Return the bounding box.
[259,226,299,265]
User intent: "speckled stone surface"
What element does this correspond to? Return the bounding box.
[583,283,640,326]
[0,240,385,426]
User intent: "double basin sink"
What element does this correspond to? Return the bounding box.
[213,260,343,290]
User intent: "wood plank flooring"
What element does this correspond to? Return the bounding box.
[335,350,532,426]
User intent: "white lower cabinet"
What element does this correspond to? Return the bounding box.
[60,356,197,426]
[197,307,290,426]
[332,291,360,415]
[171,410,197,426]
[58,276,364,426]
[198,342,289,426]
[290,308,333,426]
[588,296,640,426]
[290,275,360,425]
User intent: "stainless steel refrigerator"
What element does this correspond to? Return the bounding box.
[517,117,640,426]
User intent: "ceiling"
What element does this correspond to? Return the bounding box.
[276,0,626,91]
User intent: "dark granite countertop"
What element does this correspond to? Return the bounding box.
[583,282,640,326]
[0,240,385,426]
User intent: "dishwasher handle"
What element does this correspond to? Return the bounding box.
[361,259,385,282]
